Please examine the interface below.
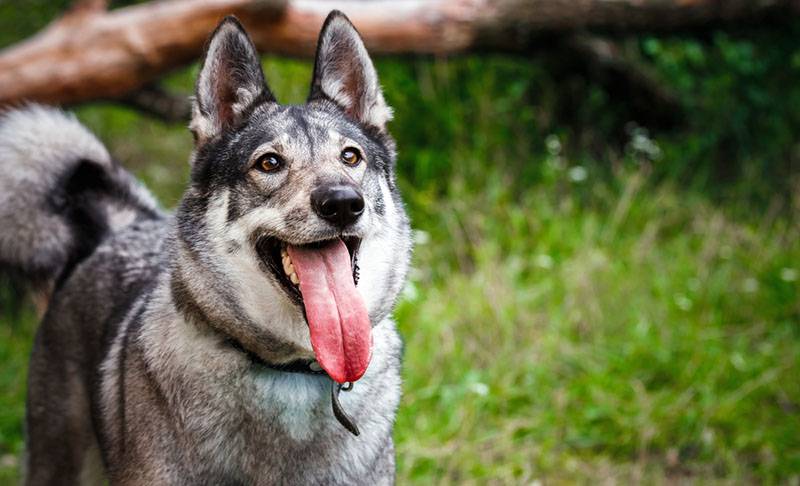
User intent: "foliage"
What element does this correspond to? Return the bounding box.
[642,24,800,200]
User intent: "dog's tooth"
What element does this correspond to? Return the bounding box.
[289,272,299,285]
[283,260,292,276]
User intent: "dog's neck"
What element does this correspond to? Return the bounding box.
[169,240,316,363]
[134,276,403,479]
[223,334,325,375]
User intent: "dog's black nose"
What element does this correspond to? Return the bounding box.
[311,184,365,227]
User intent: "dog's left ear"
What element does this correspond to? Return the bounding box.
[191,16,274,145]
[308,11,392,132]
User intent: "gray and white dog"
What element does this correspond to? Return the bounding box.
[0,11,411,485]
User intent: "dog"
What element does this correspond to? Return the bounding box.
[0,11,411,485]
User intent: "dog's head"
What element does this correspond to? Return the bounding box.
[174,12,410,384]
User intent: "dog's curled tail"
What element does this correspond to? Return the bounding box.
[0,105,160,296]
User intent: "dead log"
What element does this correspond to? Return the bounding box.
[0,0,797,109]
[120,83,192,123]
[0,0,287,107]
[555,35,684,130]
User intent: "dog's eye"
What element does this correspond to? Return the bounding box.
[256,153,284,173]
[340,148,362,166]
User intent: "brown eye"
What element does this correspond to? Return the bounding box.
[256,153,283,173]
[341,147,362,166]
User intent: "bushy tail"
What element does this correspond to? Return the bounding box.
[0,105,160,297]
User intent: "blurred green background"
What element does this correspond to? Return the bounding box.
[1,2,799,484]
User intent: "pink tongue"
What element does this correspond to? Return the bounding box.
[286,239,371,383]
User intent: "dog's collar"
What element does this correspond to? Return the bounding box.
[225,338,326,376]
[226,336,360,436]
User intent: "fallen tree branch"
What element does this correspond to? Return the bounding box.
[119,84,191,123]
[558,35,684,130]
[0,0,286,107]
[116,35,687,129]
[0,0,797,108]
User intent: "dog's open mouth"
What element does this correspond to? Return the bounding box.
[257,236,361,306]
[255,236,371,384]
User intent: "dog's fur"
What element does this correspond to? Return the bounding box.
[0,12,410,485]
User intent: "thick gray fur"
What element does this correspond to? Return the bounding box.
[1,11,410,486]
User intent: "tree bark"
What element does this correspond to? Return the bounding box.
[0,0,797,108]
[120,83,192,123]
[0,0,286,107]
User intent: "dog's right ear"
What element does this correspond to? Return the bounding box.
[191,16,274,146]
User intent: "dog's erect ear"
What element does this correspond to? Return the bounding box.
[191,16,274,144]
[308,11,392,132]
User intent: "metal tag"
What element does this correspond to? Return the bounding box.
[331,381,360,436]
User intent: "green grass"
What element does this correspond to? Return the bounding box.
[395,168,799,483]
[0,288,36,485]
[1,55,799,484]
